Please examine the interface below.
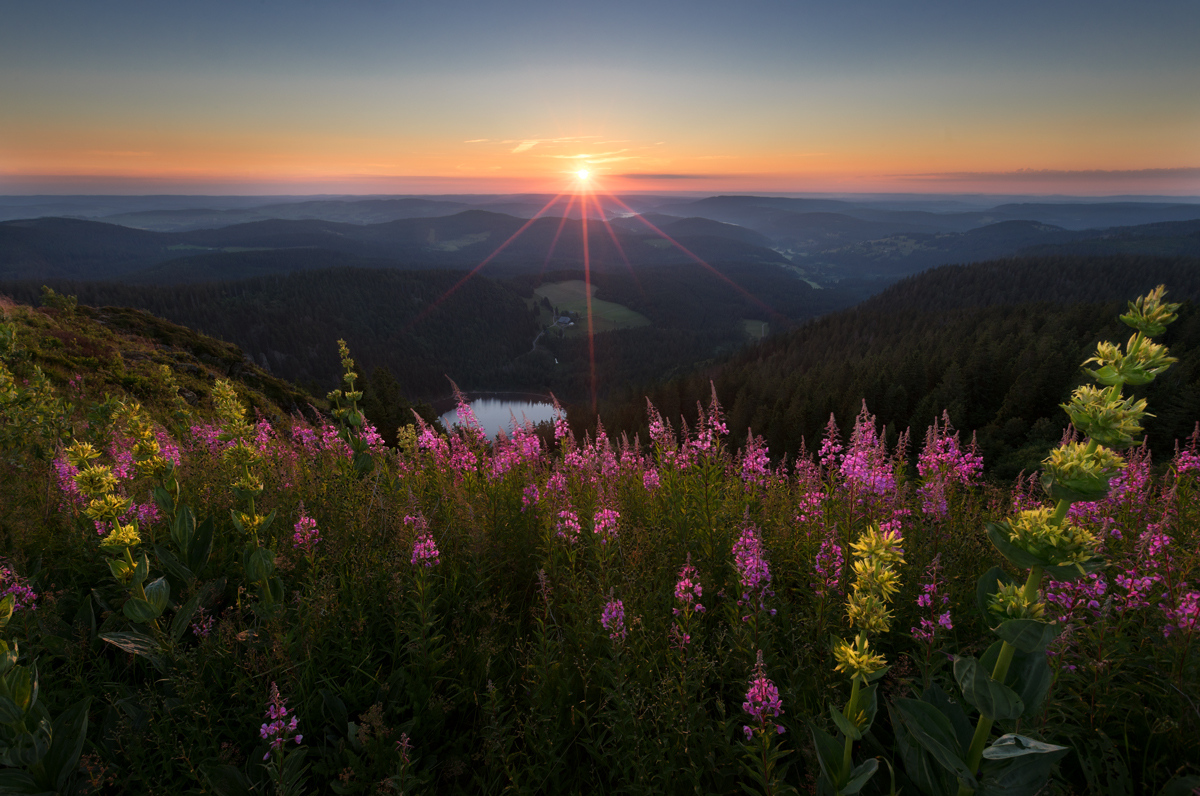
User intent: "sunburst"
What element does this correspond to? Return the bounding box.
[412,171,779,412]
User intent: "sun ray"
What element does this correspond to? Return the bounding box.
[540,192,578,277]
[596,209,644,295]
[408,190,569,329]
[596,188,779,319]
[579,188,598,413]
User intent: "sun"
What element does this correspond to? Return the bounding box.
[576,169,589,180]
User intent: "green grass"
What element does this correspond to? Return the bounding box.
[534,280,651,333]
[741,318,768,340]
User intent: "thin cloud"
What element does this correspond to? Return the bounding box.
[463,139,489,143]
[547,150,629,159]
[617,173,712,180]
[896,167,1200,182]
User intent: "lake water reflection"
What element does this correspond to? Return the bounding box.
[438,396,560,439]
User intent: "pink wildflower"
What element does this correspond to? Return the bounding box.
[601,597,627,642]
[260,682,302,759]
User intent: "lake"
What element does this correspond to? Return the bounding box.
[437,393,560,439]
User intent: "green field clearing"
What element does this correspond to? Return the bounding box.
[426,231,491,251]
[534,280,651,333]
[742,318,768,340]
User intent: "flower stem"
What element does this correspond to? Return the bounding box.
[957,565,1043,795]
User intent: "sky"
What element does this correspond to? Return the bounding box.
[2,0,1198,196]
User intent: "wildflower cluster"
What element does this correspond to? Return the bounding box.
[742,650,784,740]
[917,413,982,516]
[292,513,319,556]
[593,507,620,544]
[0,565,37,613]
[555,508,581,544]
[911,555,952,643]
[260,682,302,760]
[670,556,704,650]
[601,596,627,642]
[732,524,775,618]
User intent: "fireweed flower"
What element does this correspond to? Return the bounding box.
[601,596,627,642]
[811,537,845,599]
[742,650,784,739]
[411,533,440,568]
[593,507,620,544]
[818,414,844,468]
[732,524,775,618]
[911,556,952,643]
[673,555,705,615]
[838,404,895,495]
[190,607,215,638]
[1163,591,1200,638]
[521,483,540,510]
[555,509,581,544]
[740,432,771,489]
[260,682,302,760]
[292,514,319,555]
[0,564,37,612]
[917,413,982,517]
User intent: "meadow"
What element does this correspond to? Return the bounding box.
[0,289,1197,795]
[533,280,652,333]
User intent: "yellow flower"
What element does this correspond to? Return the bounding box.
[73,464,118,498]
[988,581,1045,622]
[852,559,902,601]
[1007,508,1099,568]
[846,591,894,634]
[64,441,101,469]
[850,524,905,568]
[100,522,141,550]
[833,636,887,681]
[85,494,131,524]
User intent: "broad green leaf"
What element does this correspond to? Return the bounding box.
[153,486,176,524]
[43,697,90,792]
[976,735,1068,796]
[123,597,162,624]
[995,619,1059,652]
[982,734,1067,760]
[0,596,13,629]
[171,503,195,553]
[100,631,160,659]
[807,721,844,786]
[841,757,879,795]
[890,702,956,796]
[980,644,1054,719]
[829,704,861,741]
[145,577,170,614]
[1039,470,1110,503]
[894,697,976,788]
[0,768,45,794]
[1159,775,1200,796]
[922,683,974,755]
[188,516,214,574]
[0,640,16,677]
[0,694,24,723]
[131,553,150,587]
[170,593,203,644]
[986,523,1053,570]
[954,656,1024,721]
[243,546,275,583]
[976,566,1014,626]
[10,666,33,712]
[858,683,880,735]
[154,544,194,585]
